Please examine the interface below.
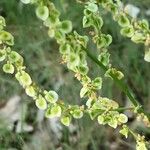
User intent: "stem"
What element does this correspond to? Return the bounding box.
[83,48,150,119]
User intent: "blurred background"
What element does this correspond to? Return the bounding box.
[0,0,150,149]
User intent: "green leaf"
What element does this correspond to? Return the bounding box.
[36,95,47,110]
[80,86,88,98]
[92,77,102,89]
[68,53,80,67]
[16,71,32,87]
[86,3,98,12]
[93,16,103,31]
[144,48,150,62]
[118,14,130,27]
[119,125,128,138]
[120,26,134,37]
[83,16,91,28]
[108,118,118,128]
[97,115,105,124]
[25,86,36,98]
[3,63,14,74]
[96,36,106,48]
[0,31,14,45]
[36,6,49,21]
[105,68,124,80]
[78,65,89,75]
[98,50,110,66]
[44,90,58,103]
[105,34,112,47]
[0,50,6,62]
[48,28,55,38]
[118,114,128,123]
[131,33,145,44]
[61,116,71,126]
[9,51,21,63]
[60,20,72,33]
[72,109,83,119]
[139,19,149,30]
[54,30,65,42]
[0,16,6,30]
[136,141,147,150]
[50,105,62,117]
[59,43,70,54]
[46,105,62,118]
[20,0,31,4]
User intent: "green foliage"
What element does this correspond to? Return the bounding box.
[0,0,150,149]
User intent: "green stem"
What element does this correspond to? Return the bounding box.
[83,48,150,119]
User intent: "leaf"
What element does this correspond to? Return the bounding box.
[83,16,91,28]
[50,105,62,117]
[46,105,62,118]
[68,53,80,67]
[61,116,71,126]
[44,90,58,103]
[25,86,36,98]
[80,86,88,98]
[92,77,102,89]
[136,141,147,150]
[131,33,145,44]
[144,48,150,62]
[72,109,83,119]
[60,20,72,34]
[139,19,149,30]
[118,114,128,123]
[59,43,70,54]
[86,3,98,12]
[78,65,89,75]
[9,51,21,63]
[118,14,130,27]
[35,95,47,110]
[36,6,49,21]
[0,31,14,45]
[0,50,6,62]
[17,71,32,87]
[3,63,14,74]
[105,34,112,47]
[97,115,105,124]
[20,0,31,4]
[98,50,110,66]
[96,36,106,48]
[119,125,128,138]
[0,16,6,30]
[108,118,118,128]
[120,26,134,37]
